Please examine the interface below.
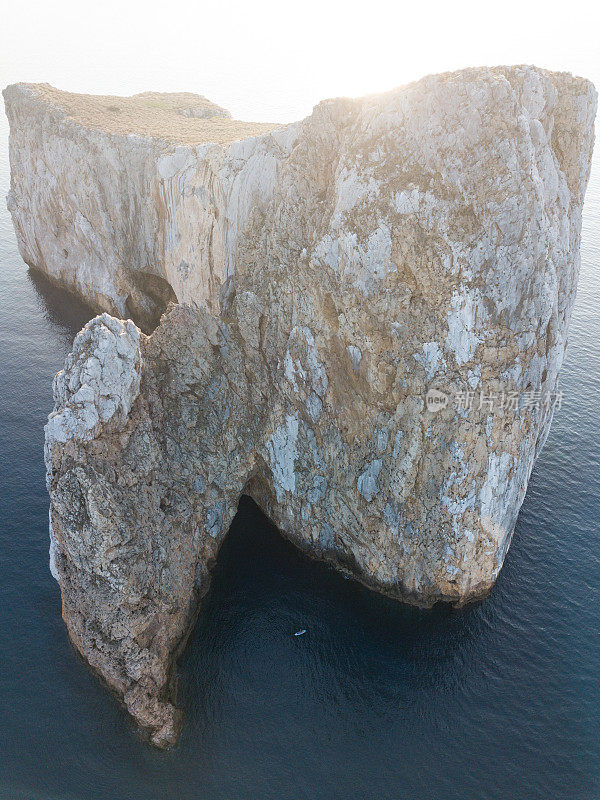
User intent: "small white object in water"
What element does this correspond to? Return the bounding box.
[294,629,307,636]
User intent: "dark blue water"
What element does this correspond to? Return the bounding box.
[1,117,599,800]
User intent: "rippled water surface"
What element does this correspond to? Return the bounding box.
[0,113,599,800]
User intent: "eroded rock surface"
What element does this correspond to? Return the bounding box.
[3,83,280,330]
[10,66,598,746]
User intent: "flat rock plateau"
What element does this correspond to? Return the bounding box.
[3,66,597,746]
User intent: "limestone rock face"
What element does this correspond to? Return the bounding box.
[3,83,279,330]
[10,66,598,746]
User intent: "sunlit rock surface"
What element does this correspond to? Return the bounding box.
[3,83,279,331]
[7,66,597,746]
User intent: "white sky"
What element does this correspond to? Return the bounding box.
[1,0,599,123]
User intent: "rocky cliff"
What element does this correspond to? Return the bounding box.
[3,83,279,330]
[5,67,597,746]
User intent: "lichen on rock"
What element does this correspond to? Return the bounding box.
[6,65,597,746]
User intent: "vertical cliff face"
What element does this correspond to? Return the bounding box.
[6,66,597,746]
[3,83,280,330]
